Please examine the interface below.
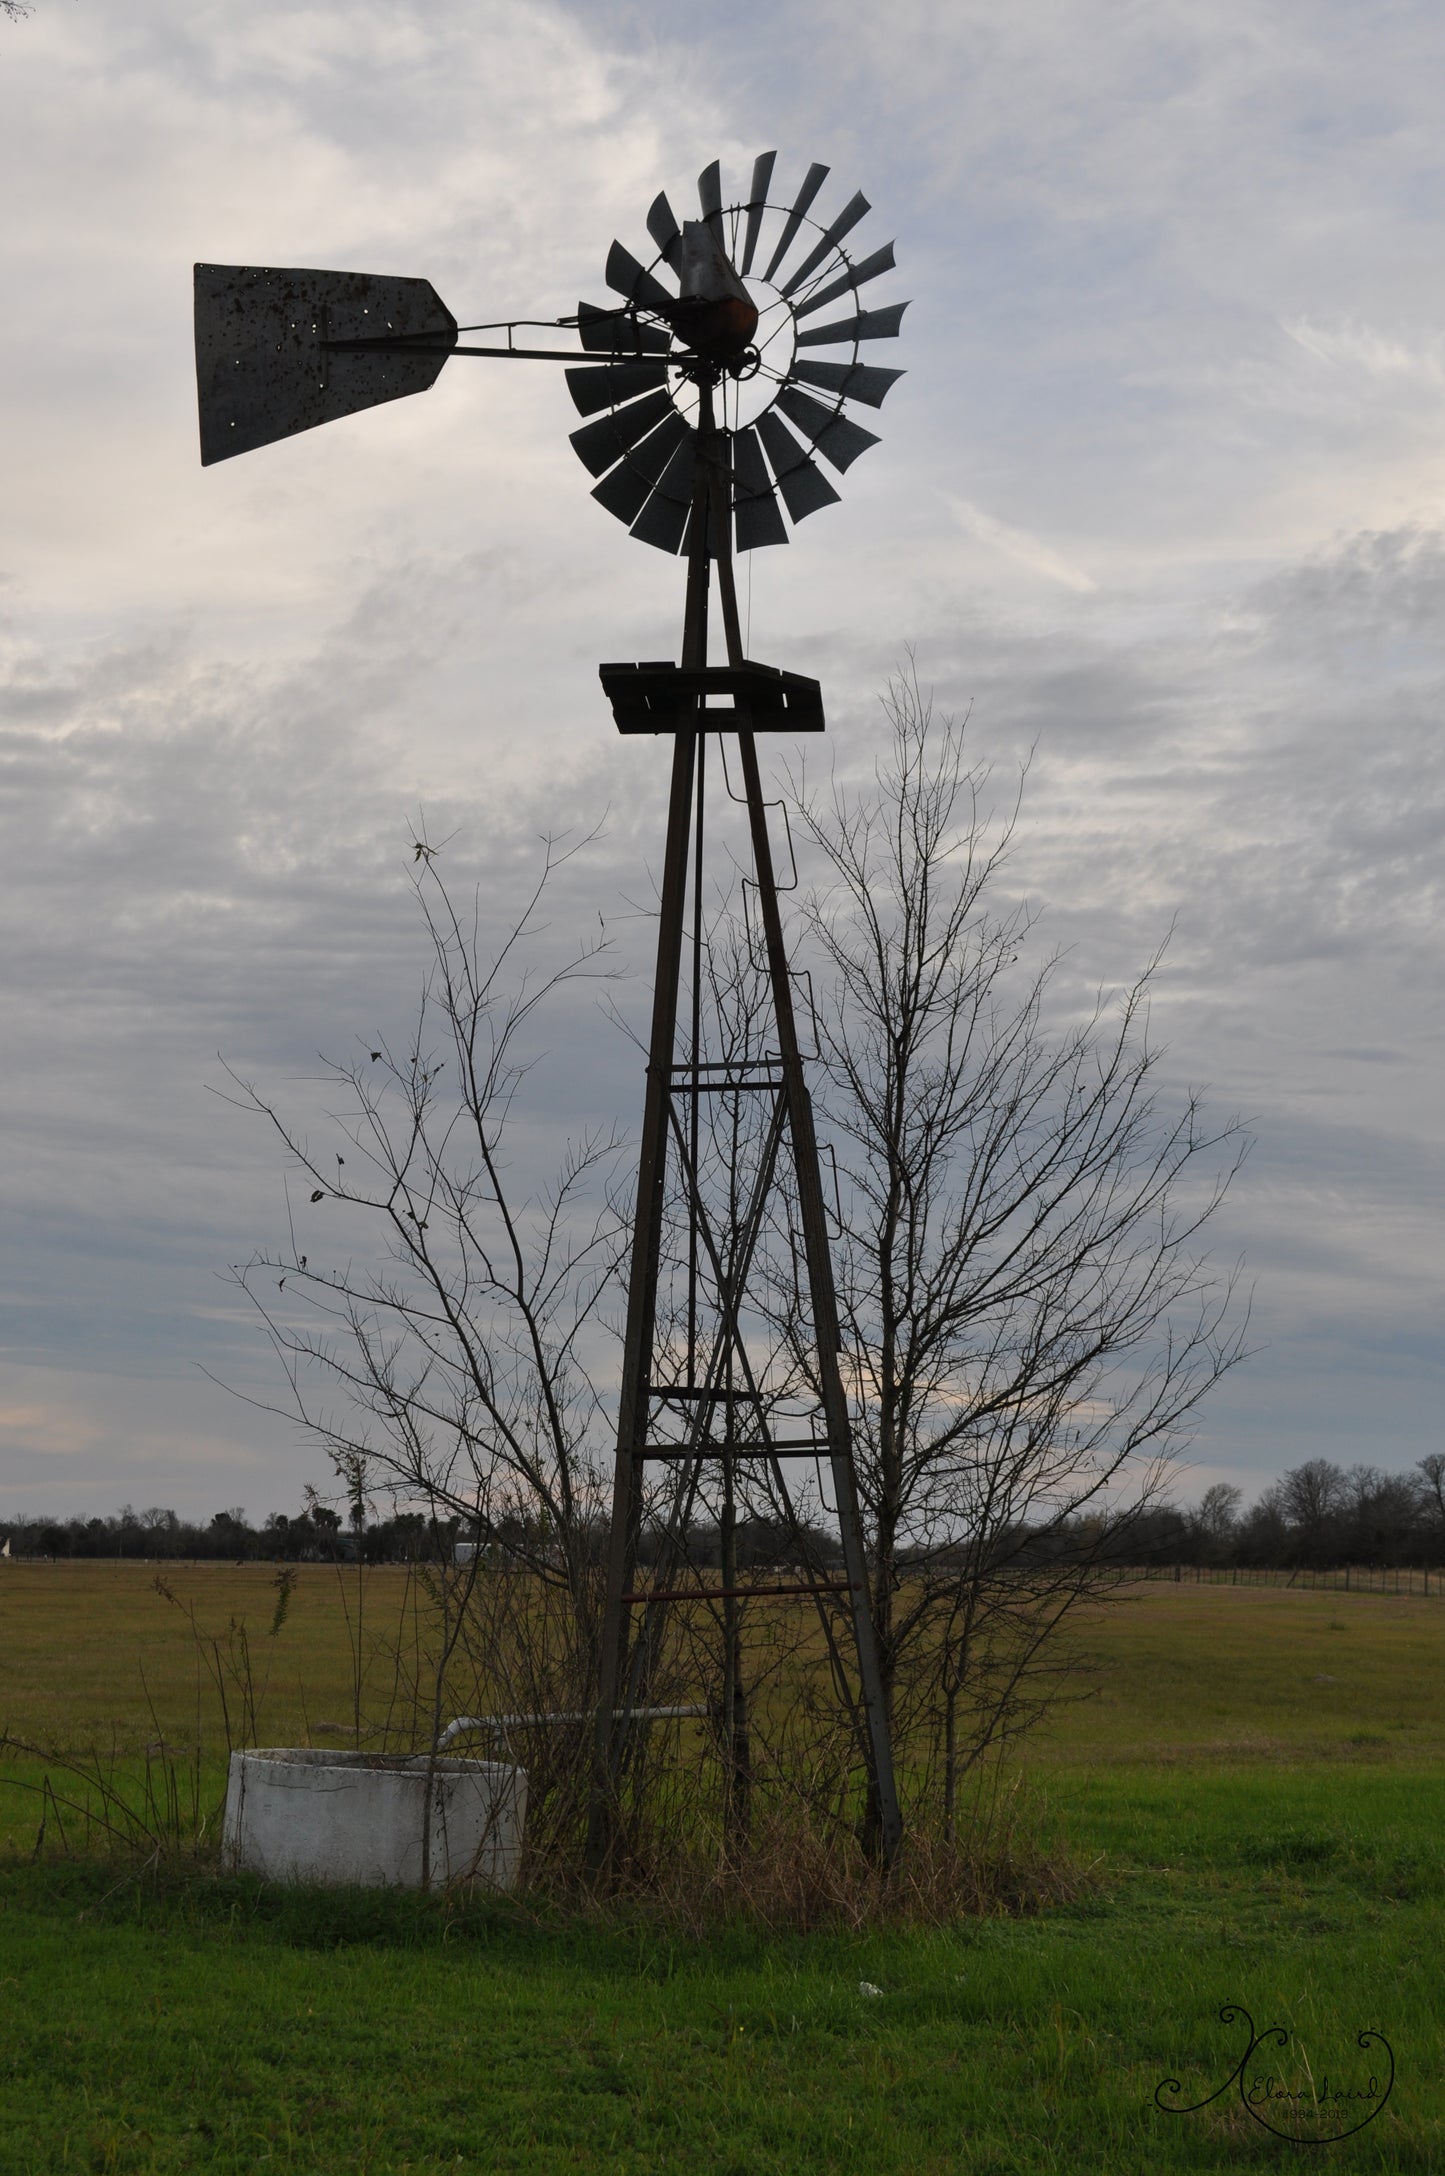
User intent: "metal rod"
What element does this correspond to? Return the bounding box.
[706,447,904,1871]
[621,1582,858,1605]
[587,398,714,1875]
[651,1383,797,1402]
[688,731,705,1383]
[643,1437,828,1457]
[321,339,677,365]
[588,726,696,1857]
[666,1076,783,1094]
[667,1057,781,1071]
[441,1707,704,1751]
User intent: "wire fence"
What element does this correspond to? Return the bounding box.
[1117,1563,1443,1597]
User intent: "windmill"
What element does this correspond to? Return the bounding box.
[195,153,909,1867]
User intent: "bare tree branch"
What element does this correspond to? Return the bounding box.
[768,663,1253,1823]
[221,835,628,1630]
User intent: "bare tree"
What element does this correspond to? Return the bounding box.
[222,835,627,1785]
[1274,1458,1348,1530]
[1191,1481,1243,1561]
[770,667,1251,1834]
[1416,1453,1445,1533]
[1339,1462,1418,1561]
[1261,1456,1348,1564]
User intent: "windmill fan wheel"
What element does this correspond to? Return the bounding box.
[565,152,909,555]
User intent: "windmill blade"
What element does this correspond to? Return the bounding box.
[646,192,684,273]
[796,301,909,348]
[631,432,698,552]
[569,388,676,477]
[762,161,829,282]
[591,409,691,527]
[791,242,896,321]
[740,151,776,275]
[790,358,905,408]
[605,240,677,319]
[578,300,671,354]
[756,410,842,522]
[566,358,670,417]
[193,263,456,465]
[730,425,788,551]
[781,191,870,298]
[697,160,725,249]
[632,492,690,551]
[592,458,655,527]
[775,385,881,473]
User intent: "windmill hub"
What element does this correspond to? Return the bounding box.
[670,274,789,432]
[671,220,759,369]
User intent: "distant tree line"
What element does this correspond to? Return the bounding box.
[0,1502,431,1564]
[1061,1455,1445,1572]
[4,1458,1442,1571]
[0,1501,841,1571]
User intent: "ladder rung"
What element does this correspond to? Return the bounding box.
[621,1579,859,1604]
[643,1436,828,1458]
[644,1445,773,1461]
[648,1386,768,1404]
[666,1058,780,1072]
[648,1388,818,1415]
[671,1077,785,1095]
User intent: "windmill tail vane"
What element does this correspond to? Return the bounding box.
[194,154,908,1872]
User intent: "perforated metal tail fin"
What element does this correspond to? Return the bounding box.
[193,264,456,465]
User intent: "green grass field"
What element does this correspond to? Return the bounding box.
[1,1566,1441,2172]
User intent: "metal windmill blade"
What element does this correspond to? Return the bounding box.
[738,151,776,275]
[567,151,909,554]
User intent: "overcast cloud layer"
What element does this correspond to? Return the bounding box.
[1,0,1441,1519]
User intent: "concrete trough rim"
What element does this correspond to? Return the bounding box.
[236,1747,513,1777]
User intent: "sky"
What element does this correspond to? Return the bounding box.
[0,0,1441,1522]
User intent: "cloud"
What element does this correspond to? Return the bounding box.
[0,0,1441,1512]
[945,496,1096,592]
[1284,318,1445,390]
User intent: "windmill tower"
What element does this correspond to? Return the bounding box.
[194,151,908,1867]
